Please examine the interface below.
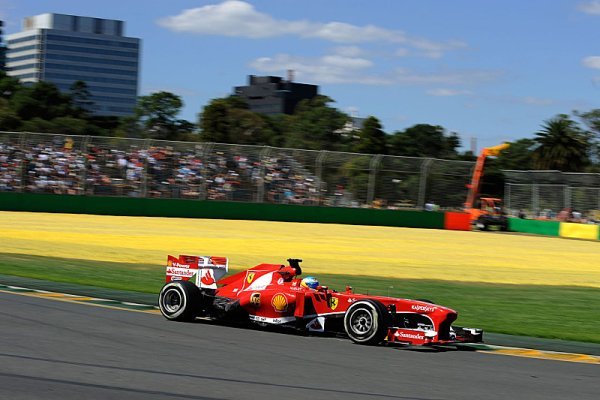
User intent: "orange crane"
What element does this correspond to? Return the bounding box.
[465,143,510,230]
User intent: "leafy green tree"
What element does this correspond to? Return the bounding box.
[389,124,461,158]
[495,138,535,170]
[135,91,192,140]
[575,109,600,170]
[69,80,94,117]
[199,96,278,144]
[0,71,21,99]
[49,117,89,136]
[532,115,591,172]
[0,98,20,130]
[198,96,243,143]
[284,95,349,150]
[353,116,387,154]
[11,81,73,121]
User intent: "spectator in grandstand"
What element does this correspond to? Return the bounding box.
[0,142,21,192]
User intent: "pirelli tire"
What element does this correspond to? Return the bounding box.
[159,281,202,322]
[343,299,390,345]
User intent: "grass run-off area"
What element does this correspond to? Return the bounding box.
[0,211,599,343]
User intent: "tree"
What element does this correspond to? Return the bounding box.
[69,80,94,117]
[199,96,245,143]
[135,91,192,140]
[0,98,20,130]
[575,109,600,170]
[10,81,73,121]
[495,138,535,170]
[532,115,591,172]
[353,116,387,154]
[388,124,461,158]
[284,95,349,151]
[0,71,21,100]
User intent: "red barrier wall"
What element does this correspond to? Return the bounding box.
[444,212,471,231]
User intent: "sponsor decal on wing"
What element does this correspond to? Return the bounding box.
[271,293,288,312]
[411,304,437,313]
[200,269,215,286]
[166,267,195,277]
[250,292,261,306]
[246,272,256,284]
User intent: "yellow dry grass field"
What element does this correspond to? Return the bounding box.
[1,211,599,288]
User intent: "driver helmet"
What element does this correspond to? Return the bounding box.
[300,276,319,290]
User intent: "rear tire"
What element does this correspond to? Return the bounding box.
[158,281,202,322]
[343,299,390,345]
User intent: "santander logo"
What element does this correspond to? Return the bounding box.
[201,270,215,285]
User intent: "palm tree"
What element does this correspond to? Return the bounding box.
[532,115,591,172]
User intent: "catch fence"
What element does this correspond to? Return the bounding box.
[504,170,600,216]
[0,131,476,209]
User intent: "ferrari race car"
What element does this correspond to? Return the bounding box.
[158,255,483,346]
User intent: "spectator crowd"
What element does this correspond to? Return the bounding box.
[0,135,323,205]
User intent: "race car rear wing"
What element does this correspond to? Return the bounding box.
[166,255,228,290]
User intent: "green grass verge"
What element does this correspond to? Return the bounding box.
[1,252,598,343]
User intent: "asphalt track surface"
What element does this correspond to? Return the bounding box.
[0,292,598,400]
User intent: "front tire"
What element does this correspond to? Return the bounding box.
[158,281,202,322]
[343,299,390,345]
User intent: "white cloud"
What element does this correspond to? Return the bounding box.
[391,67,501,86]
[331,46,365,58]
[158,0,466,56]
[426,88,473,96]
[577,1,600,15]
[519,96,555,106]
[582,56,600,69]
[249,53,388,84]
[249,52,501,86]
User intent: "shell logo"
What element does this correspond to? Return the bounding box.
[271,293,288,312]
[167,259,173,267]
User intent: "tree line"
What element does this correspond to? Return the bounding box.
[1,71,598,174]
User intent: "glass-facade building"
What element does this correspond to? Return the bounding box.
[6,13,140,117]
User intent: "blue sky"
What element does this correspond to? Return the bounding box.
[2,0,599,150]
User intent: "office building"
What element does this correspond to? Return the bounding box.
[6,13,140,117]
[234,74,318,115]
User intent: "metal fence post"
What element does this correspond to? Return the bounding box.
[18,132,29,192]
[417,158,433,209]
[367,154,383,205]
[80,135,90,195]
[564,186,571,210]
[256,146,271,203]
[506,183,511,210]
[533,184,539,214]
[141,138,151,198]
[315,150,327,205]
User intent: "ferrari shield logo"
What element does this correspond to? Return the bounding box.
[246,272,256,285]
[328,297,339,310]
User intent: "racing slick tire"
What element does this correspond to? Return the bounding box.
[159,281,202,322]
[343,299,390,345]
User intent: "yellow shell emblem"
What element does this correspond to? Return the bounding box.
[246,272,256,284]
[271,293,288,312]
[328,297,339,311]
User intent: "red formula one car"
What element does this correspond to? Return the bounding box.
[158,256,483,346]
